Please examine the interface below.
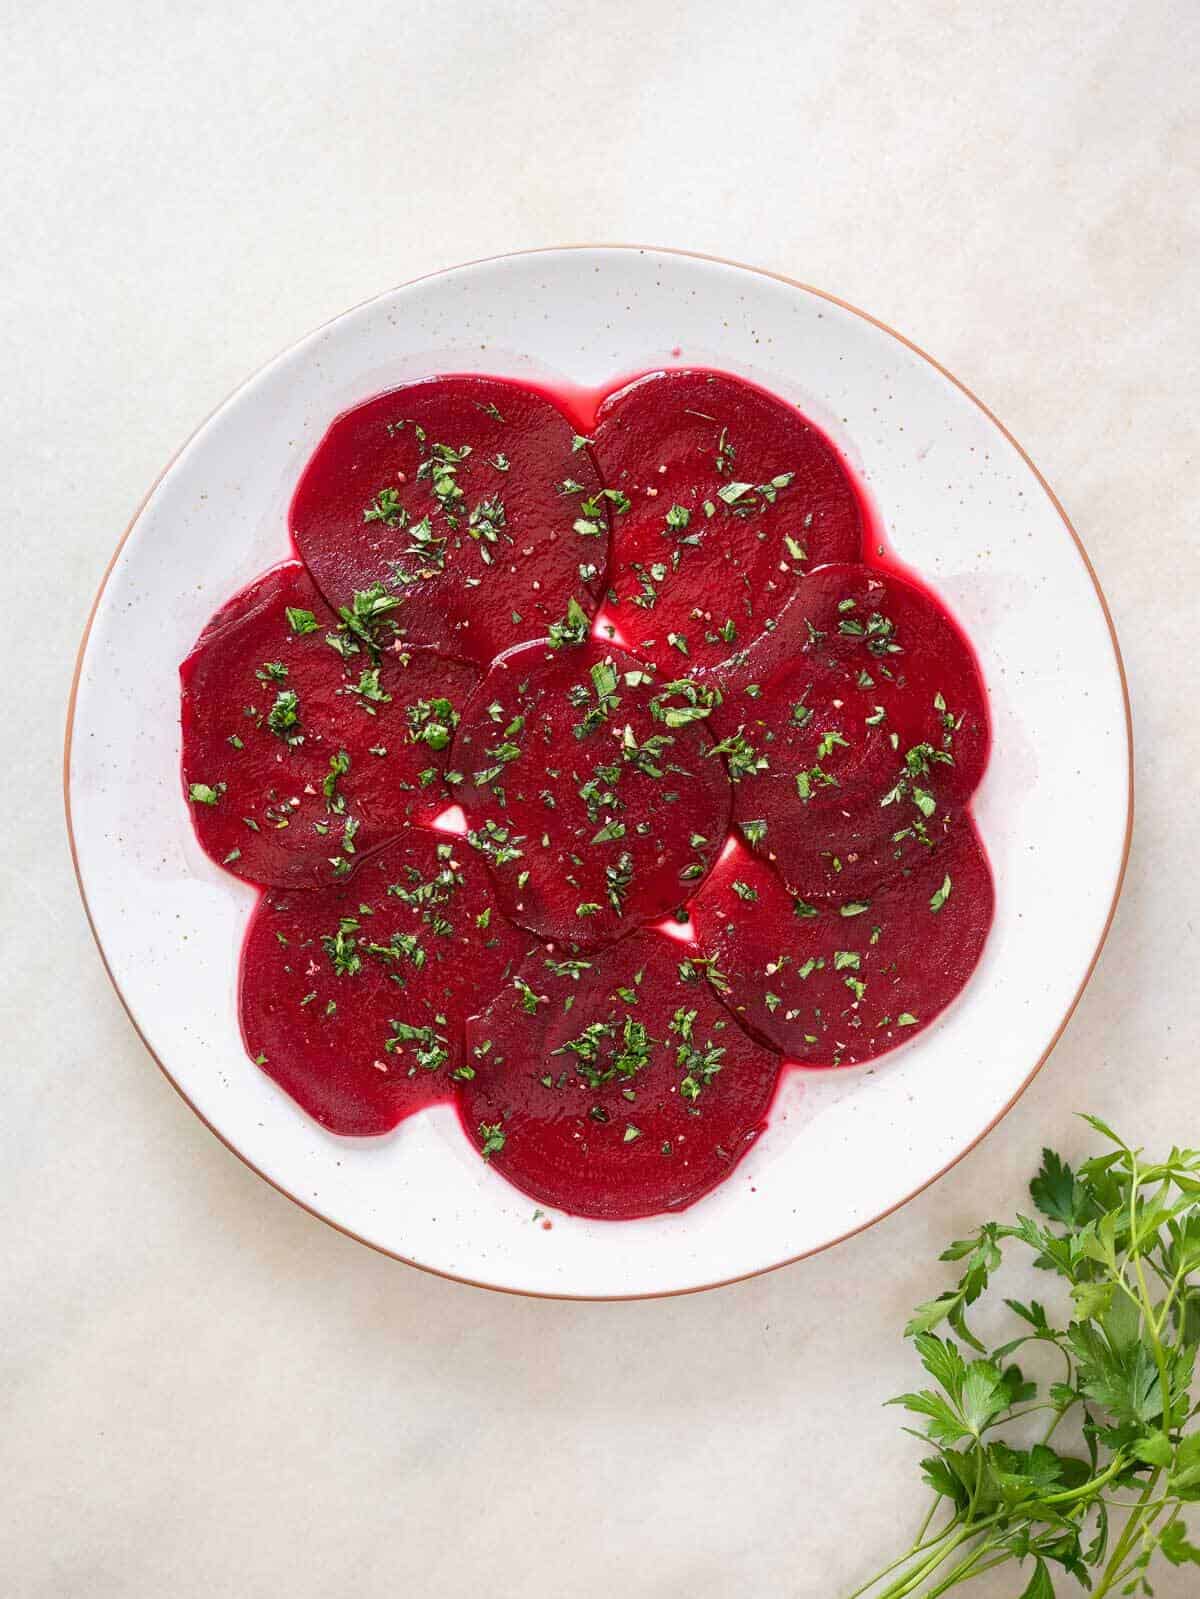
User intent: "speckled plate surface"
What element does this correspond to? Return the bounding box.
[66,247,1131,1298]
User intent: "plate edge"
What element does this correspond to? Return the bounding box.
[62,242,1136,1302]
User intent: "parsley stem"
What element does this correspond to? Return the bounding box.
[1154,1258,1188,1335]
[1091,1469,1162,1598]
[1039,1398,1074,1444]
[996,1401,1058,1425]
[871,1520,1005,1599]
[843,1515,960,1599]
[916,1539,1003,1598]
[912,1498,942,1548]
[1127,1157,1175,1435]
[1040,1451,1129,1503]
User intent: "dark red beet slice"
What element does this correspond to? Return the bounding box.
[453,640,733,948]
[458,929,781,1218]
[290,376,610,666]
[702,563,990,898]
[239,827,536,1135]
[591,369,863,675]
[690,822,994,1067]
[180,561,479,888]
[708,657,900,901]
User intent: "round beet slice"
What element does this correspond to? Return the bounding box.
[591,369,864,675]
[706,657,900,901]
[708,562,989,800]
[690,822,994,1068]
[702,563,990,897]
[290,376,610,666]
[180,562,480,888]
[240,826,536,1135]
[458,929,782,1218]
[453,640,733,948]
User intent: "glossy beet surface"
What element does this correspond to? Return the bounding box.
[239,828,536,1134]
[459,930,782,1219]
[592,369,863,675]
[182,369,994,1218]
[453,639,732,947]
[290,376,608,666]
[689,821,994,1067]
[702,561,989,900]
[180,561,478,888]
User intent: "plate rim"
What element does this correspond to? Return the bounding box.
[63,243,1135,1301]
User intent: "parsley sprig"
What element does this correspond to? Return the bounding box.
[851,1118,1200,1598]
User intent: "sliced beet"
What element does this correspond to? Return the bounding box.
[690,822,994,1067]
[591,369,863,675]
[239,826,536,1135]
[708,658,900,901]
[458,928,782,1218]
[702,563,990,897]
[452,640,732,948]
[180,561,479,888]
[290,376,610,666]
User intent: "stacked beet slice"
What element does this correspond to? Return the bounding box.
[181,369,993,1219]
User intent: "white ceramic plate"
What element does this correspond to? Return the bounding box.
[67,247,1131,1298]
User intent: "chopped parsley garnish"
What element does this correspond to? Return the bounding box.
[477,1122,506,1160]
[467,494,507,553]
[467,819,524,867]
[605,851,635,912]
[386,1020,448,1072]
[347,667,391,713]
[650,679,722,728]
[513,976,545,1015]
[545,957,592,979]
[572,487,628,538]
[285,606,319,635]
[669,1006,725,1103]
[266,688,302,744]
[708,728,767,781]
[795,763,837,801]
[406,696,459,751]
[322,918,362,977]
[418,440,472,518]
[367,929,425,969]
[547,597,590,649]
[573,657,621,740]
[929,873,952,913]
[591,819,626,844]
[323,749,350,813]
[337,584,402,655]
[363,486,406,526]
[392,515,446,580]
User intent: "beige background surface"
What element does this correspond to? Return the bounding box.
[3,2,1197,1594]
